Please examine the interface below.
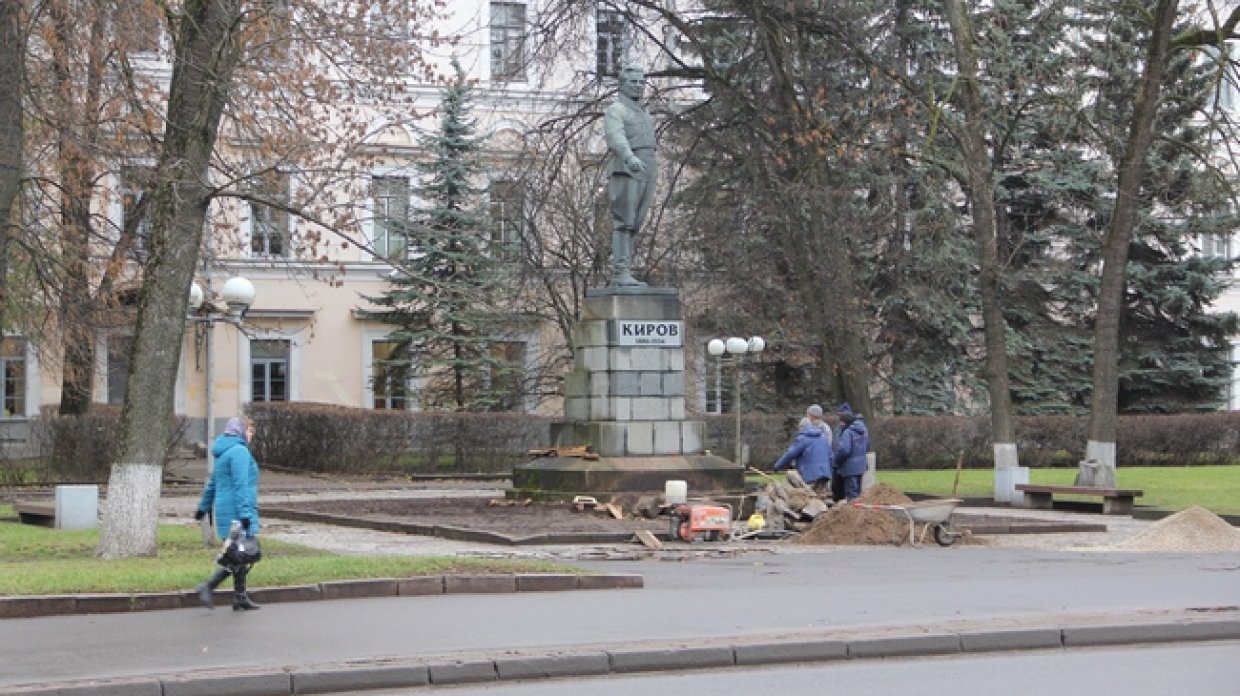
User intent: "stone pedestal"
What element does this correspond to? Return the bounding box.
[513,287,744,500]
[993,466,1030,505]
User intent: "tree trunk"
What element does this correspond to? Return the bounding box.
[97,0,243,559]
[942,0,1019,480]
[1085,0,1179,476]
[0,0,24,333]
[829,254,874,417]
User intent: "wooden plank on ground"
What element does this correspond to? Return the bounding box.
[634,529,662,549]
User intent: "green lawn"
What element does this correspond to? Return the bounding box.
[6,465,1235,596]
[0,516,581,596]
[877,465,1240,515]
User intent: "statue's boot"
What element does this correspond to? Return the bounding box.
[610,229,647,287]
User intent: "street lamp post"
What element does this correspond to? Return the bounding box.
[708,336,765,466]
[188,276,256,477]
[707,339,725,415]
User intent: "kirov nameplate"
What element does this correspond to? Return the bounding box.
[616,320,684,347]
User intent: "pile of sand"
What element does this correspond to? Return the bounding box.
[1108,506,1240,553]
[790,483,914,545]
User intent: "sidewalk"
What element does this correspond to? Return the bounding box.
[5,610,1238,695]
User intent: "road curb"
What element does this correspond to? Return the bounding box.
[4,617,1238,695]
[0,573,644,620]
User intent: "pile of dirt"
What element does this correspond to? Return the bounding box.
[853,482,914,506]
[790,483,914,546]
[1108,506,1240,553]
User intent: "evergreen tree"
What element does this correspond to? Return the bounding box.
[367,60,519,412]
[1069,2,1238,413]
[872,0,980,416]
[1110,16,1239,411]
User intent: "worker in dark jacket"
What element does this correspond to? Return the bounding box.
[773,404,833,497]
[832,402,869,502]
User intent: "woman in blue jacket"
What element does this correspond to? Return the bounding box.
[833,403,869,502]
[194,416,262,611]
[773,405,833,497]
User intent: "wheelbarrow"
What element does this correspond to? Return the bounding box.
[852,498,964,547]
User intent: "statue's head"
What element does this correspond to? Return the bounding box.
[618,65,646,100]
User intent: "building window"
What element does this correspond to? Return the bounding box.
[1231,344,1240,411]
[106,335,132,405]
[1206,42,1239,112]
[488,340,526,412]
[120,165,154,261]
[372,175,411,260]
[1201,233,1233,261]
[2,338,26,417]
[371,340,409,410]
[688,16,751,75]
[251,339,289,402]
[490,2,526,82]
[115,2,162,55]
[257,0,294,69]
[597,8,627,77]
[489,179,524,261]
[248,170,290,257]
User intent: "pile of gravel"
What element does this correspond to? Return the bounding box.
[1107,506,1240,553]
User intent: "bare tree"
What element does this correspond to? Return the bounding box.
[940,0,1019,470]
[0,0,24,335]
[96,0,247,558]
[94,0,448,557]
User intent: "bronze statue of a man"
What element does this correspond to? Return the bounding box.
[603,65,657,288]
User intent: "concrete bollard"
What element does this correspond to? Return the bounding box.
[862,452,877,491]
[54,484,99,530]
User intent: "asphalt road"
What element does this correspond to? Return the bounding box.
[2,544,1238,691]
[339,641,1240,696]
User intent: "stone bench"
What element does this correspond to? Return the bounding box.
[13,485,99,529]
[1015,483,1144,516]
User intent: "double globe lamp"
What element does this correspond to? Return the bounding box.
[707,336,765,466]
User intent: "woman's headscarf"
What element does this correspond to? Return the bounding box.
[223,417,247,439]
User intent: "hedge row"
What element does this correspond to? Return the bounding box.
[708,411,1240,470]
[5,405,1236,482]
[253,406,1237,473]
[3,406,188,484]
[247,402,552,475]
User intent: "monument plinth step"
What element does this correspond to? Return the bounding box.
[511,454,745,501]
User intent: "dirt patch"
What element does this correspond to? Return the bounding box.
[274,496,669,538]
[790,483,914,546]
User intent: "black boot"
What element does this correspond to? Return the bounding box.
[232,565,260,611]
[232,592,261,611]
[196,568,230,609]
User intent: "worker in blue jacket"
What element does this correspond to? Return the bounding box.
[832,402,869,502]
[773,404,833,497]
[194,416,262,611]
